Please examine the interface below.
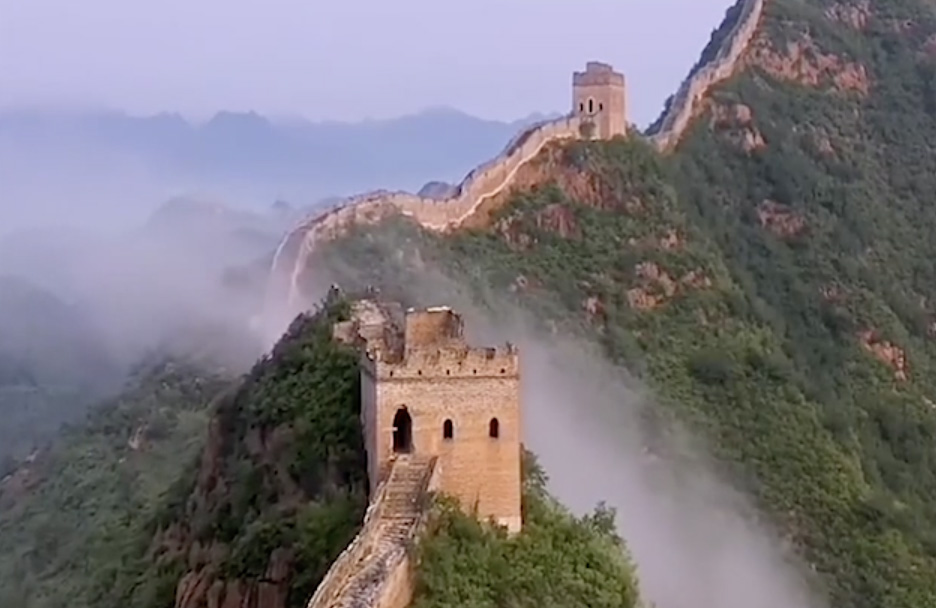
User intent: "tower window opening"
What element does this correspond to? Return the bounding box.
[588,98,594,113]
[489,417,500,439]
[392,407,413,453]
[579,101,585,112]
[599,102,604,111]
[443,419,454,440]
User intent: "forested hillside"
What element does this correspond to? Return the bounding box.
[0,276,119,463]
[0,359,231,607]
[303,2,936,605]
[0,292,641,608]
[10,0,936,607]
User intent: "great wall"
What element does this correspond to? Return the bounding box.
[306,455,438,608]
[303,302,522,608]
[648,0,765,152]
[283,3,767,607]
[267,0,765,321]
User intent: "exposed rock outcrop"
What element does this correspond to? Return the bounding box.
[858,329,909,381]
[710,102,767,153]
[626,262,712,311]
[757,200,807,238]
[824,1,872,31]
[747,33,871,94]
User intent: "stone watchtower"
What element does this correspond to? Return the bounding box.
[573,61,628,139]
[353,304,523,533]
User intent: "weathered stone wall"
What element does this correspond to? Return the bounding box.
[266,11,767,315]
[649,0,765,152]
[403,309,464,351]
[268,115,583,313]
[305,476,390,608]
[305,455,438,608]
[573,62,628,140]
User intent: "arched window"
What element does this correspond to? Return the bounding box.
[489,417,500,439]
[443,419,454,440]
[588,98,594,113]
[579,101,585,113]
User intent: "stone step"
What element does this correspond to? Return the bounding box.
[309,457,436,608]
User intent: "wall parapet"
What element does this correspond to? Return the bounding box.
[306,456,438,608]
[304,471,392,608]
[648,0,764,152]
[268,114,583,313]
[376,346,519,381]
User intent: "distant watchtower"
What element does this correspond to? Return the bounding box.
[573,61,627,139]
[349,303,523,533]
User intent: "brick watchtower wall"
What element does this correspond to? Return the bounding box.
[360,307,523,533]
[573,61,627,140]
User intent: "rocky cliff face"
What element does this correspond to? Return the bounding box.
[125,299,369,608]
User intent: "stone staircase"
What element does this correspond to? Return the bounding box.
[306,455,437,608]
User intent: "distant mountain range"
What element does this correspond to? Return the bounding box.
[0,106,557,231]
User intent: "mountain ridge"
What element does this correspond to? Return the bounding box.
[270,0,936,606]
[9,1,936,608]
[265,0,762,326]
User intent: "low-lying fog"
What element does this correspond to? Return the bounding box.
[296,261,826,608]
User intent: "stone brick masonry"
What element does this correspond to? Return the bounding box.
[305,455,438,608]
[310,301,524,608]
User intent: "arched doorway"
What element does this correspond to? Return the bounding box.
[392,407,413,453]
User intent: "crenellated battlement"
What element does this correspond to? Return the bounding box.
[573,61,626,87]
[367,345,520,382]
[353,304,520,382]
[338,299,524,539]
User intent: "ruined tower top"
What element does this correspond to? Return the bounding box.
[573,61,626,87]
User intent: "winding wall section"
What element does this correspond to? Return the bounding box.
[307,455,438,608]
[269,115,583,313]
[649,0,765,152]
[266,0,765,319]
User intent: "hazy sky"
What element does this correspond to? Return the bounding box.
[0,0,734,126]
